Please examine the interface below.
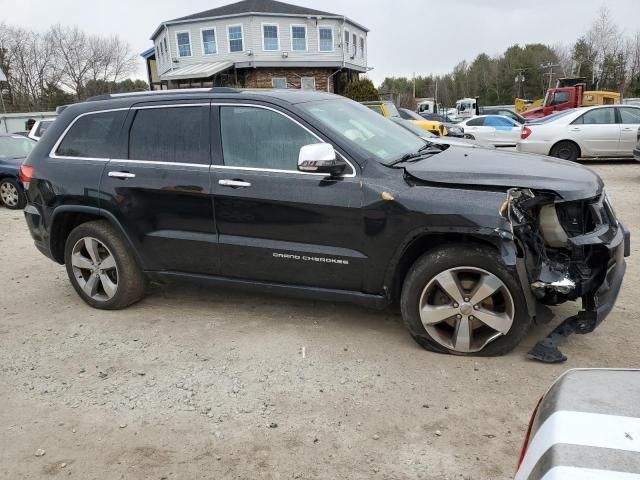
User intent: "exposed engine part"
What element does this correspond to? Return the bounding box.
[538,204,569,248]
[501,189,577,297]
[531,261,576,296]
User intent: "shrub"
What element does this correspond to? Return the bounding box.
[342,78,380,102]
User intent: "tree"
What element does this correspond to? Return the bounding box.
[342,78,380,102]
[48,24,138,99]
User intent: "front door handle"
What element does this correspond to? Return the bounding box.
[108,171,136,179]
[622,127,634,131]
[219,179,251,188]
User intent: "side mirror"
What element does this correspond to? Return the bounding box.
[297,143,346,177]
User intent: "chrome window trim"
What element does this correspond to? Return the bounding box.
[109,159,210,168]
[49,103,358,178]
[215,103,357,178]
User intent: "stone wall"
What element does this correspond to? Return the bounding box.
[242,68,335,92]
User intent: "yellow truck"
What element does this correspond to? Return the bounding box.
[362,101,447,136]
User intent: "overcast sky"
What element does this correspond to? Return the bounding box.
[3,0,639,84]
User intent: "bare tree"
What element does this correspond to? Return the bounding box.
[2,25,60,109]
[49,24,138,99]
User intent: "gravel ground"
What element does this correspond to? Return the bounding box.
[1,160,639,480]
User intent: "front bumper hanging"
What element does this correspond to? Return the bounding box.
[528,223,630,363]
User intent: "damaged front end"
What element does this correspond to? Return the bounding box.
[500,188,630,362]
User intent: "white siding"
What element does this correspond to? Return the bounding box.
[158,15,368,71]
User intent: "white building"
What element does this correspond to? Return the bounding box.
[143,0,370,93]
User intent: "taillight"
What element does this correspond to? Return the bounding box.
[19,165,34,188]
[521,126,532,139]
[515,396,543,472]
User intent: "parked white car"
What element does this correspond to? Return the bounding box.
[517,105,640,161]
[458,115,521,146]
[28,118,55,141]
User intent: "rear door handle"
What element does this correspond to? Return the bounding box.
[219,179,251,188]
[108,171,136,179]
[570,127,581,132]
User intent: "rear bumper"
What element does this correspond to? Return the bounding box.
[516,140,551,155]
[23,203,55,261]
[634,147,640,162]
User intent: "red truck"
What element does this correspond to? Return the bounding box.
[521,78,620,119]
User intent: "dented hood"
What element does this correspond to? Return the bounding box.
[404,147,603,201]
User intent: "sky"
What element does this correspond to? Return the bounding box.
[2,0,639,85]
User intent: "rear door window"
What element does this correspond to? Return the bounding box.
[128,106,210,164]
[466,117,485,127]
[56,110,127,158]
[573,108,615,125]
[485,116,508,127]
[618,107,640,124]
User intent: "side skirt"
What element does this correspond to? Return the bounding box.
[146,271,391,310]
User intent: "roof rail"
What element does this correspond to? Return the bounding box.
[85,87,241,102]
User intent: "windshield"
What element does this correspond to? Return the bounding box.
[392,118,437,138]
[385,103,401,118]
[300,99,426,165]
[0,136,36,159]
[401,109,424,121]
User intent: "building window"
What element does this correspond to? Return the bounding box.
[301,77,315,91]
[344,29,349,53]
[319,26,333,52]
[272,77,287,89]
[352,33,357,57]
[291,25,306,51]
[176,31,192,57]
[228,25,244,52]
[163,38,168,60]
[360,36,365,59]
[262,24,279,51]
[202,28,217,55]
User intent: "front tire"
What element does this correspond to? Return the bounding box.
[64,220,146,310]
[0,178,25,210]
[550,141,579,162]
[400,245,531,356]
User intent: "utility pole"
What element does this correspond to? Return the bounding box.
[0,68,7,114]
[540,63,559,91]
[412,72,416,98]
[514,68,526,99]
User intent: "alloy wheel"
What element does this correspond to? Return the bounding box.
[70,237,119,302]
[0,181,19,207]
[419,267,514,353]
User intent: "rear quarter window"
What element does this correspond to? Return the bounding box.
[56,110,127,159]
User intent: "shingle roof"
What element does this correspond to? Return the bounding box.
[170,0,338,22]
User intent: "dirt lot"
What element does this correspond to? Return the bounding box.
[1,160,638,480]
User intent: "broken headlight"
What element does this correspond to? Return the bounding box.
[538,204,569,248]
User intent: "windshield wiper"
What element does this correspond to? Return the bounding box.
[389,143,443,166]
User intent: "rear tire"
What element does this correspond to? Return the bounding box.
[550,141,579,162]
[64,220,146,310]
[400,244,531,356]
[0,178,25,210]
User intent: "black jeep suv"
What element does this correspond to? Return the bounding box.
[22,89,629,356]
